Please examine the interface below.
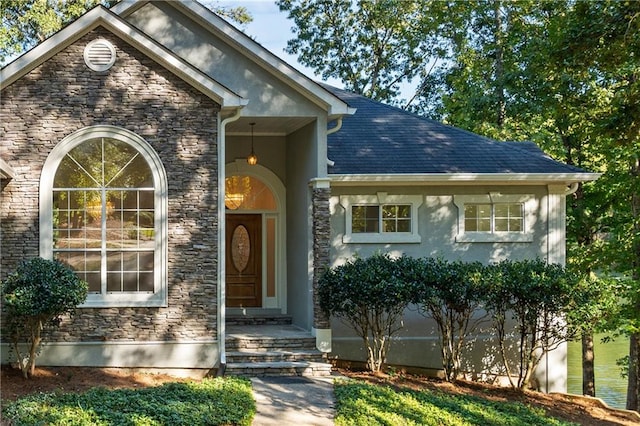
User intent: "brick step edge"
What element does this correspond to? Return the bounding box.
[226,350,326,363]
[226,339,317,351]
[226,316,293,326]
[225,361,333,377]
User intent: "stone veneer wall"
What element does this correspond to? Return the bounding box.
[312,187,331,329]
[0,28,220,344]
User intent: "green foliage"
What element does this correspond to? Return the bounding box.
[277,0,444,108]
[1,377,255,425]
[318,253,414,372]
[334,379,577,425]
[487,259,580,390]
[405,257,491,382]
[0,0,113,64]
[1,257,88,378]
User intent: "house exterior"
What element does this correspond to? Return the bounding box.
[1,0,597,391]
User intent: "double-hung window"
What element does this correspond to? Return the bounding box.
[453,194,533,243]
[340,193,422,243]
[40,126,168,307]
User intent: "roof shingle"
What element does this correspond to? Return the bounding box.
[324,84,587,175]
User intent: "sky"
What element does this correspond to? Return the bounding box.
[216,0,343,87]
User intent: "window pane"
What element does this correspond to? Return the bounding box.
[495,203,523,232]
[225,175,276,210]
[465,204,492,232]
[495,218,509,232]
[478,219,491,232]
[107,272,122,292]
[352,205,379,233]
[396,219,411,232]
[105,143,153,188]
[382,204,411,233]
[139,272,154,292]
[123,273,139,292]
[85,272,101,293]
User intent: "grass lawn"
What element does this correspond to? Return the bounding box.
[334,379,578,426]
[1,376,255,426]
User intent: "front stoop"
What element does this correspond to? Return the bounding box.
[225,323,332,377]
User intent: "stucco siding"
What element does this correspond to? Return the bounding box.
[0,28,220,367]
[125,2,326,119]
[284,122,320,330]
[329,185,553,264]
[226,135,287,185]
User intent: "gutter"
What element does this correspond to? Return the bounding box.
[564,182,580,196]
[217,108,243,377]
[326,117,343,167]
[329,172,601,186]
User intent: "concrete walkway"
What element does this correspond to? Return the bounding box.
[251,375,336,425]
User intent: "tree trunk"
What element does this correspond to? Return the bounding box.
[27,319,43,378]
[627,333,639,412]
[493,0,506,128]
[582,333,596,396]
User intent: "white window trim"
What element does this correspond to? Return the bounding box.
[340,192,422,244]
[453,193,534,243]
[40,126,168,308]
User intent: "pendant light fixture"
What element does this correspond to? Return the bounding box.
[247,122,258,165]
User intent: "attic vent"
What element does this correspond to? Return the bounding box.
[84,39,116,71]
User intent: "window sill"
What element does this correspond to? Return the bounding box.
[343,233,422,244]
[80,293,167,308]
[455,233,533,243]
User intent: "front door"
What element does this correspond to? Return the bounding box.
[226,214,262,307]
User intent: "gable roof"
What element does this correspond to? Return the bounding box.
[112,0,353,119]
[324,85,599,184]
[0,5,247,110]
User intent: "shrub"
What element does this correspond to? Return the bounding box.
[1,258,88,378]
[487,259,580,390]
[407,258,491,382]
[318,253,414,372]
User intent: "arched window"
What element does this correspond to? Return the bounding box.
[40,126,167,307]
[224,175,276,211]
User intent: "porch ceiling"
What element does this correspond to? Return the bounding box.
[226,117,315,137]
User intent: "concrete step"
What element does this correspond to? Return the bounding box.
[225,361,333,377]
[226,350,326,363]
[226,336,318,351]
[226,314,293,326]
[224,324,332,377]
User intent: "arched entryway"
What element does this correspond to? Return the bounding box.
[224,161,286,311]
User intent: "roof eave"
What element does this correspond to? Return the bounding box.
[0,6,247,110]
[328,173,601,186]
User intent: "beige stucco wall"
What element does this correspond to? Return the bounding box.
[125,2,327,119]
[329,185,555,264]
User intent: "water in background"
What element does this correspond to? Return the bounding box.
[567,334,629,409]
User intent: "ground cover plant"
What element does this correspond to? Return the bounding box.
[1,376,255,426]
[334,378,576,426]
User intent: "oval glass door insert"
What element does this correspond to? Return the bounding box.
[231,225,250,273]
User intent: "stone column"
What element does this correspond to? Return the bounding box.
[311,178,331,352]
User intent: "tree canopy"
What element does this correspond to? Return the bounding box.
[280,0,639,410]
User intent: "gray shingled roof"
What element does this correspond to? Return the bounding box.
[324,84,587,175]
